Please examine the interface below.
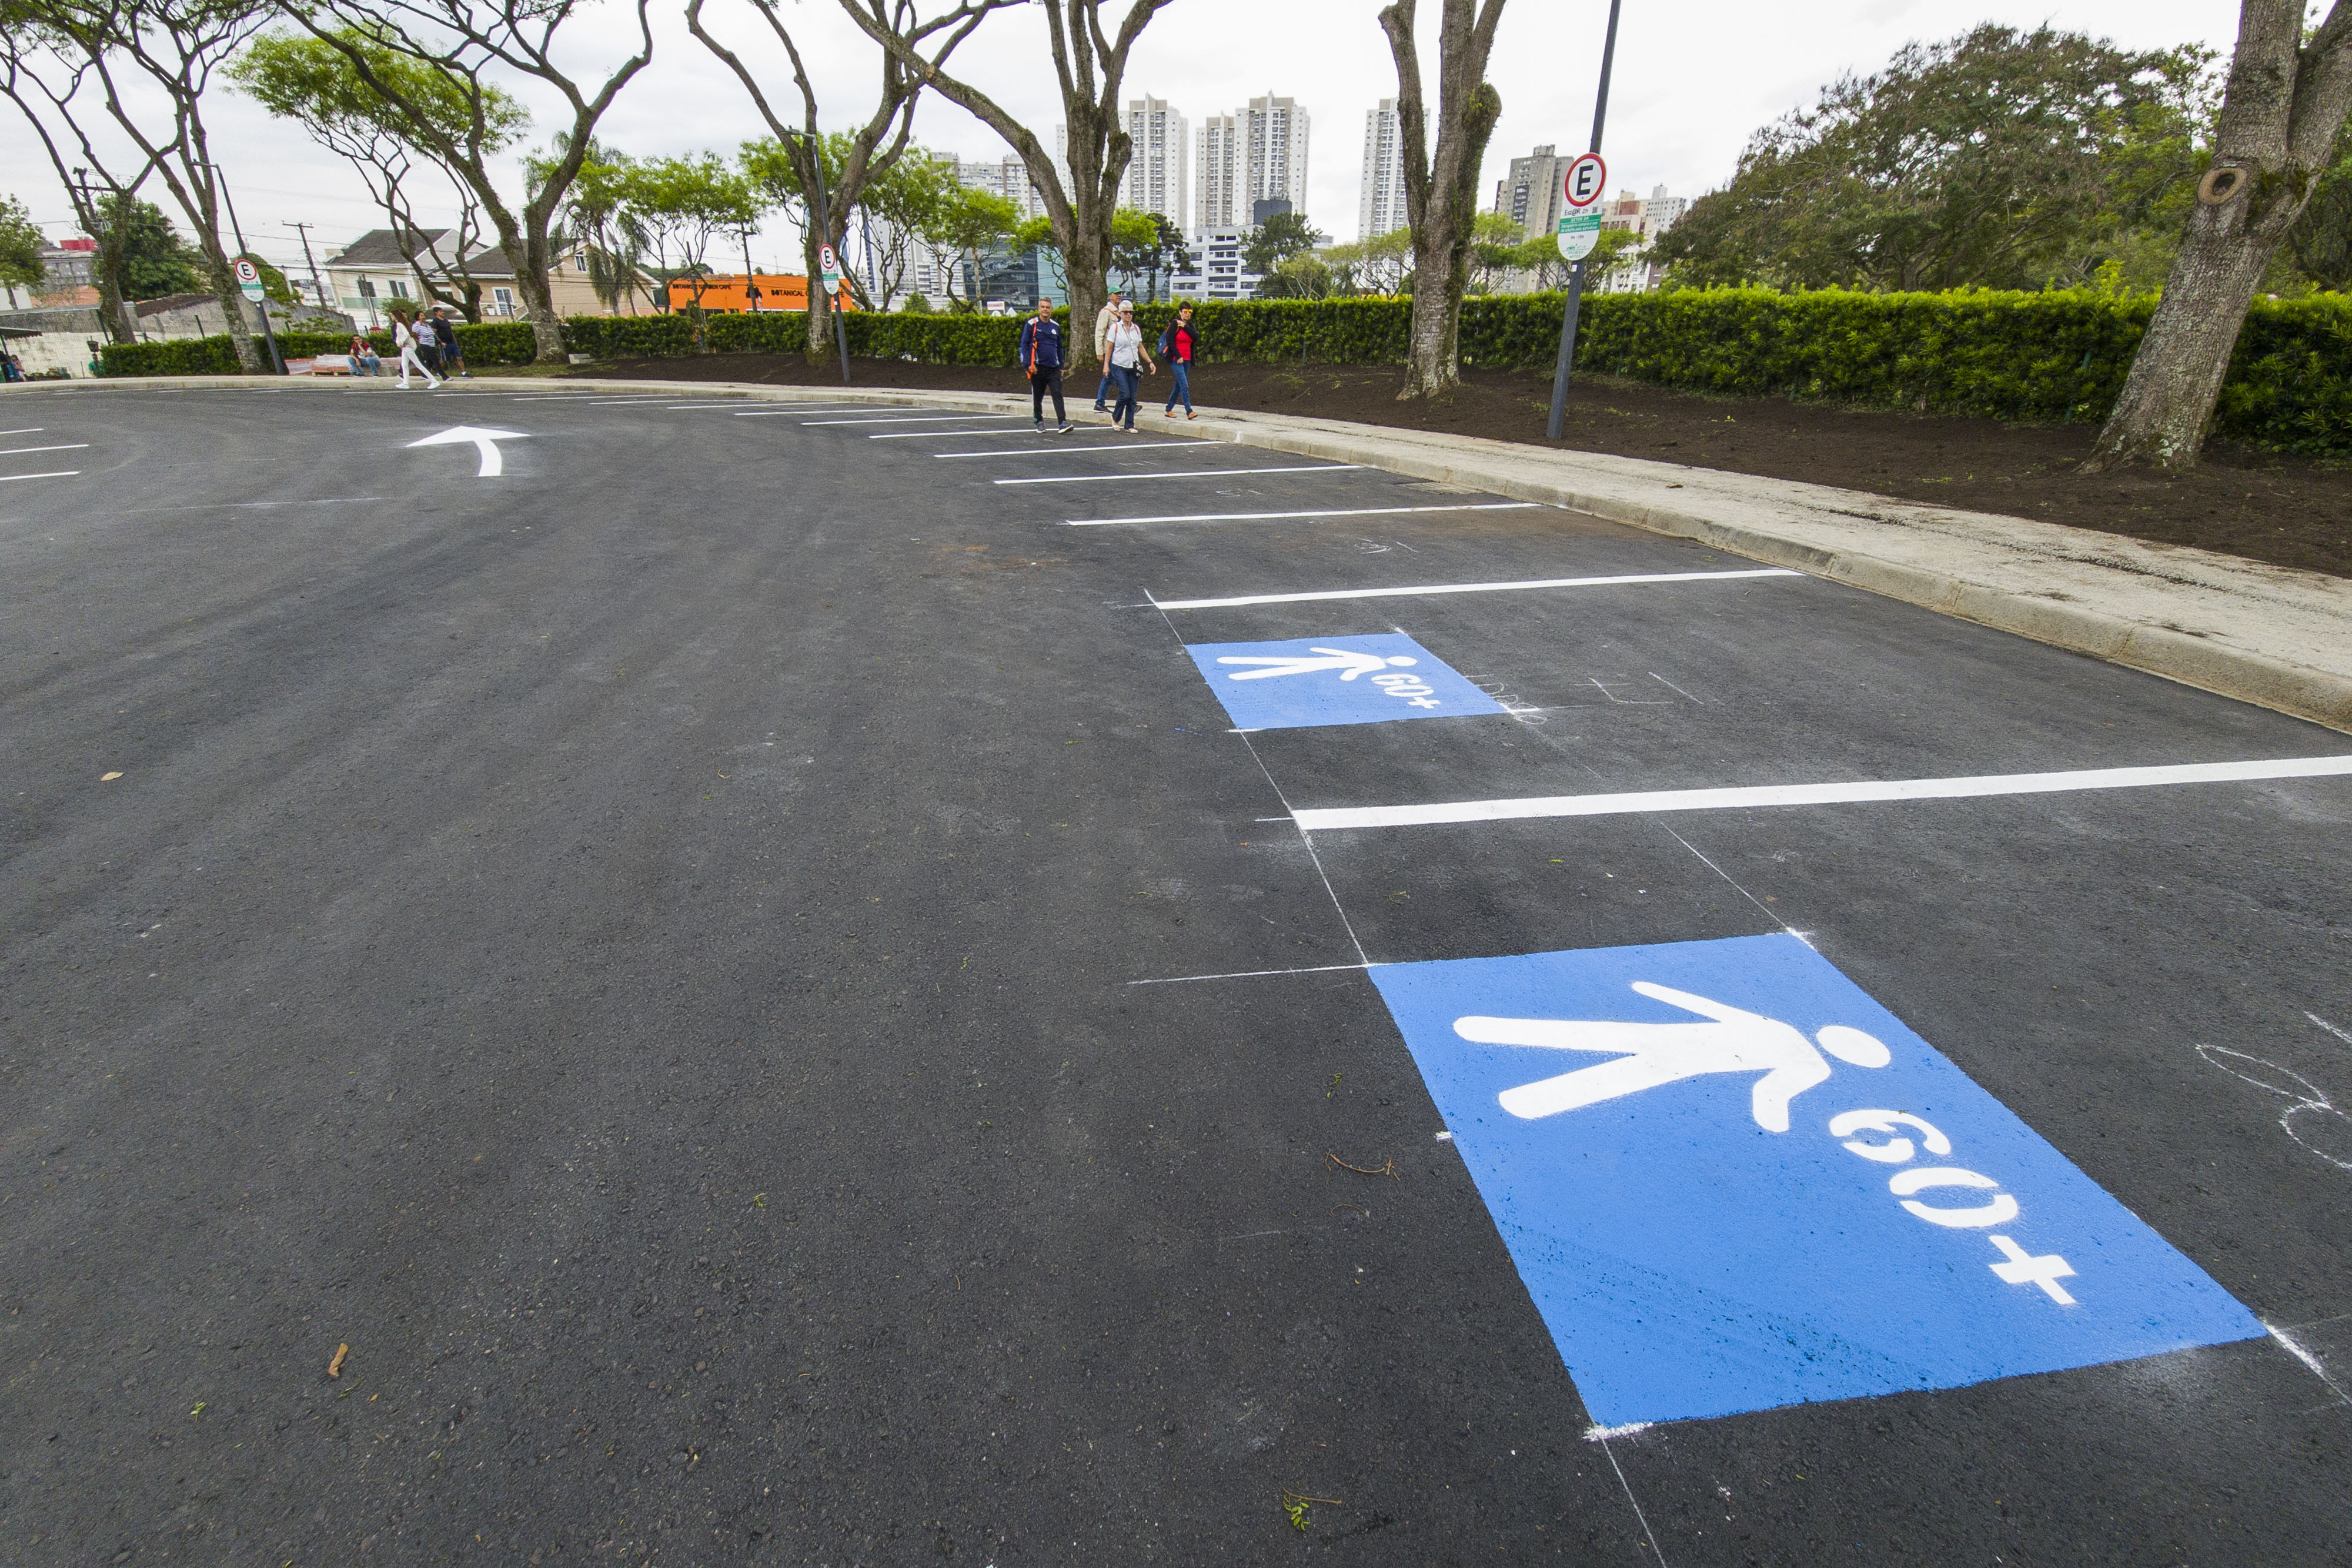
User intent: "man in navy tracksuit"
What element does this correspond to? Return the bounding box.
[1018,299,1075,433]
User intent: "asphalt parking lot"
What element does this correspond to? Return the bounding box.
[3,383,2348,1566]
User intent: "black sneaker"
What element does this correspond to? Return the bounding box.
[1093,404,1108,412]
[1033,422,1046,433]
[1055,423,1075,434]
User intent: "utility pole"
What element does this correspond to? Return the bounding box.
[289,222,332,317]
[211,163,284,375]
[1545,0,1624,442]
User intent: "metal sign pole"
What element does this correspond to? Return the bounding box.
[791,129,852,385]
[212,163,284,375]
[1546,0,1625,441]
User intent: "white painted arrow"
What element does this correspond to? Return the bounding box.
[407,424,529,477]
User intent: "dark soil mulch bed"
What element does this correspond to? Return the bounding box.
[564,353,2352,579]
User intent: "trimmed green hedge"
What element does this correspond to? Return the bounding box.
[98,319,537,376]
[89,289,2352,455]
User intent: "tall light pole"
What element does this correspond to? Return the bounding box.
[1545,0,1624,441]
[209,162,284,375]
[780,126,851,384]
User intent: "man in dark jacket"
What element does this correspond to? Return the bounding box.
[1018,298,1074,433]
[429,307,470,379]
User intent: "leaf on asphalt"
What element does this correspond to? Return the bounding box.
[328,1343,349,1379]
[101,771,123,781]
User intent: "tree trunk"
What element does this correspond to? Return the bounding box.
[202,249,261,373]
[2089,0,2352,468]
[92,236,136,346]
[512,220,566,363]
[804,225,835,373]
[2090,228,2280,467]
[1380,0,1508,400]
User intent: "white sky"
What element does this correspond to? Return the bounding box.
[4,0,2241,279]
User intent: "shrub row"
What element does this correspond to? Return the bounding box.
[98,319,537,376]
[91,290,2352,455]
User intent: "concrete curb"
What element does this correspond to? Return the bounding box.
[21,372,2350,734]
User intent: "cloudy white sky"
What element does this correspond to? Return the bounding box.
[6,0,2241,278]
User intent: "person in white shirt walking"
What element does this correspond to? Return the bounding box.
[1103,302,1156,432]
[390,310,442,390]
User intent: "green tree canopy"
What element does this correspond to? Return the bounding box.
[105,195,201,299]
[0,194,44,291]
[1656,24,2212,292]
[1243,210,1325,274]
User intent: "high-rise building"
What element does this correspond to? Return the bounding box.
[1494,143,1570,242]
[1195,93,1309,232]
[958,154,1047,223]
[1596,184,1693,294]
[1121,95,1190,229]
[1358,98,1407,239]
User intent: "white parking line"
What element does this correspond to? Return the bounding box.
[0,443,88,456]
[664,403,760,410]
[934,442,1205,458]
[586,398,684,405]
[0,427,43,436]
[803,413,1027,426]
[733,406,899,416]
[1288,755,2352,833]
[1067,502,1539,527]
[0,470,80,483]
[997,464,1362,486]
[876,426,1129,440]
[1152,567,1806,610]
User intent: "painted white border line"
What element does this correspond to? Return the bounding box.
[664,403,761,410]
[0,427,44,436]
[804,413,1028,426]
[0,443,87,456]
[934,442,1204,459]
[1067,502,1540,528]
[1291,755,2352,833]
[1154,566,1803,610]
[0,470,81,482]
[998,464,1361,486]
[877,426,1126,440]
[731,406,890,417]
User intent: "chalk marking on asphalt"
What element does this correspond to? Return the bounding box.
[1142,593,1374,971]
[934,442,1204,458]
[1127,962,1376,986]
[874,426,1128,440]
[1289,754,2352,833]
[803,413,1028,426]
[109,496,389,514]
[0,443,89,456]
[0,470,80,482]
[1150,566,1802,610]
[1596,1436,1671,1564]
[997,464,1362,486]
[2266,1321,2352,1406]
[1068,502,1541,527]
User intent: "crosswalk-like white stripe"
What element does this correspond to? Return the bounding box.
[1290,755,2352,833]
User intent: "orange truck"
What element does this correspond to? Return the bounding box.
[666,274,858,313]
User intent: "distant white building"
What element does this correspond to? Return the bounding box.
[1596,184,1691,293]
[1195,92,1309,233]
[960,154,1048,223]
[1121,95,1190,229]
[1493,143,1572,242]
[1169,227,1264,302]
[1358,98,1408,240]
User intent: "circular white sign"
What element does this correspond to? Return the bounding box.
[818,245,840,276]
[1562,153,1608,210]
[232,257,261,284]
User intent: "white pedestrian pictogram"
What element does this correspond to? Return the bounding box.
[1455,982,1893,1131]
[1216,648,1419,681]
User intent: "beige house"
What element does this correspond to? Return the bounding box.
[322,228,659,325]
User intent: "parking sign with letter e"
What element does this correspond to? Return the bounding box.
[1562,152,1607,209]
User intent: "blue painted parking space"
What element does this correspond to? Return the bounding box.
[1182,631,1504,730]
[1368,932,2267,1428]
